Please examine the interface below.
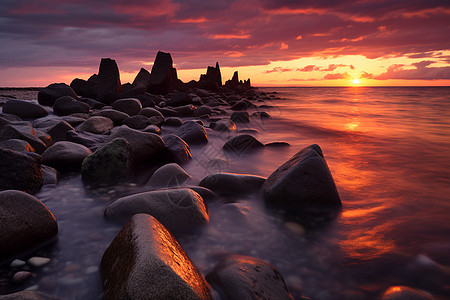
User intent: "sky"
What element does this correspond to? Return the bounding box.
[1,0,450,87]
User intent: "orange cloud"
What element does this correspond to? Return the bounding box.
[210,34,251,39]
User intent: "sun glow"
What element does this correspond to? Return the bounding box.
[352,78,361,85]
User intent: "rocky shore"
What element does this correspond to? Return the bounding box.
[0,52,434,299]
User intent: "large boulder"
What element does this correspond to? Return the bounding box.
[230,111,250,123]
[112,98,142,116]
[161,134,192,164]
[199,173,266,196]
[0,148,43,194]
[122,115,152,130]
[147,51,177,95]
[42,141,92,171]
[121,68,151,97]
[166,92,193,107]
[78,116,114,134]
[3,100,48,119]
[0,124,47,154]
[38,83,78,107]
[0,190,58,262]
[210,118,236,132]
[105,188,208,233]
[198,62,222,90]
[380,286,435,300]
[223,134,264,155]
[90,58,122,99]
[146,163,191,188]
[81,138,133,185]
[206,255,293,300]
[66,130,109,151]
[108,126,165,164]
[46,120,74,142]
[53,96,90,116]
[0,139,35,153]
[96,109,130,125]
[261,144,341,209]
[100,214,211,299]
[176,121,208,145]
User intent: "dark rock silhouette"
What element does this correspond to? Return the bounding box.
[198,62,222,91]
[147,51,178,95]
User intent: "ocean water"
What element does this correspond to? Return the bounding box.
[1,87,450,299]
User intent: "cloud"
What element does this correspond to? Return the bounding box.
[264,67,293,73]
[376,61,450,80]
[297,64,352,72]
[323,72,350,80]
[360,71,374,79]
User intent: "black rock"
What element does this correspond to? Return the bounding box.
[223,134,264,154]
[121,68,151,98]
[42,141,92,171]
[66,130,108,151]
[147,51,177,95]
[161,134,192,164]
[53,96,90,116]
[46,120,74,142]
[3,100,48,119]
[96,109,130,125]
[0,148,43,194]
[199,172,266,196]
[38,83,78,107]
[0,124,47,154]
[166,92,193,107]
[176,121,208,145]
[0,139,35,153]
[231,111,250,123]
[112,98,142,116]
[89,58,122,99]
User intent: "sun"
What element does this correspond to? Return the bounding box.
[352,78,361,85]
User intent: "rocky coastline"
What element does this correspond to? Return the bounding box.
[0,52,432,299]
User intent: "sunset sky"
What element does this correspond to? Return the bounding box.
[1,0,449,87]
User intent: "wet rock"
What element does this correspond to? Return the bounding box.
[142,125,161,134]
[380,286,435,300]
[78,116,114,134]
[230,101,248,111]
[97,108,130,125]
[147,163,191,188]
[188,186,218,202]
[78,97,105,109]
[34,130,53,148]
[86,58,122,100]
[195,105,213,117]
[46,120,74,142]
[53,96,90,116]
[206,255,293,300]
[147,51,177,95]
[0,291,61,300]
[0,148,43,194]
[210,118,236,132]
[0,124,47,153]
[164,117,183,127]
[262,144,341,209]
[41,165,59,185]
[223,134,264,154]
[112,98,142,116]
[105,188,208,233]
[135,93,156,107]
[66,130,108,151]
[108,126,165,164]
[42,141,92,171]
[265,142,290,148]
[38,83,78,107]
[166,92,193,107]
[199,173,266,196]
[100,214,211,299]
[81,138,133,185]
[230,111,250,123]
[139,107,164,118]
[156,107,179,117]
[174,104,196,116]
[0,190,58,261]
[176,121,208,145]
[3,100,48,119]
[121,68,151,98]
[122,115,151,129]
[0,139,35,152]
[161,134,192,164]
[27,257,51,268]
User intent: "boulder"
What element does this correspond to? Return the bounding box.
[105,188,208,233]
[66,130,109,151]
[3,100,48,119]
[173,104,196,116]
[108,126,165,164]
[0,291,61,300]
[262,144,341,209]
[46,120,74,142]
[100,214,211,299]
[35,129,53,148]
[41,165,59,185]
[0,190,58,262]
[53,96,90,116]
[147,51,177,95]
[89,58,122,99]
[97,108,130,125]
[230,100,248,111]
[210,119,236,132]
[112,98,142,116]
[0,139,35,153]
[120,68,151,98]
[78,97,105,109]
[199,173,266,196]
[142,125,161,134]
[223,134,264,154]
[156,107,179,117]
[176,121,208,145]
[230,111,250,123]
[42,141,92,171]
[161,134,192,164]
[38,83,78,107]
[195,105,213,117]
[70,78,96,98]
[0,148,43,194]
[164,117,183,127]
[78,116,114,134]
[146,163,191,188]
[166,92,193,107]
[139,107,164,121]
[380,286,435,300]
[81,138,133,185]
[122,115,151,130]
[0,124,47,154]
[206,255,293,300]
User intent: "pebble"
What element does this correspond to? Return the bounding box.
[12,271,32,284]
[10,259,26,268]
[27,257,51,268]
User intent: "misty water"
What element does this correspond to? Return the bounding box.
[1,87,450,299]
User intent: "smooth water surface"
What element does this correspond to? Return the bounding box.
[1,87,450,299]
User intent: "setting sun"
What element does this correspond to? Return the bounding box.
[353,79,361,85]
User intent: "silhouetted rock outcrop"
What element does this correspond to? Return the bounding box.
[147,51,179,95]
[198,62,222,91]
[225,71,251,90]
[121,68,151,97]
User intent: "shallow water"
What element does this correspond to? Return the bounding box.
[2,87,450,299]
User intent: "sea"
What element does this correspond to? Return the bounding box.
[1,86,450,299]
